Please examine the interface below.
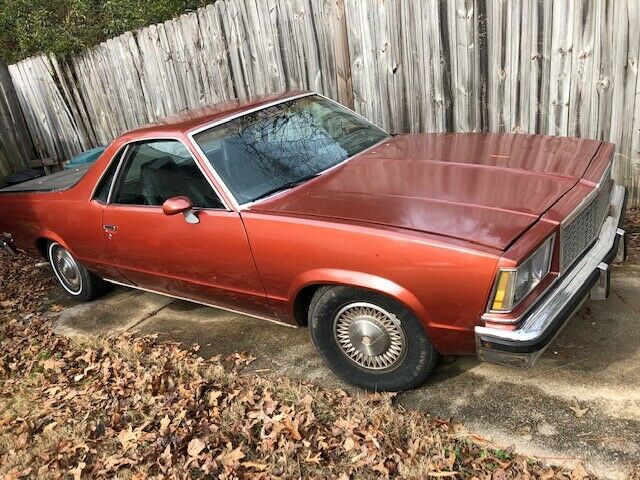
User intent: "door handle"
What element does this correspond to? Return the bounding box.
[103,224,118,232]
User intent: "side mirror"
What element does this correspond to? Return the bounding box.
[162,196,199,224]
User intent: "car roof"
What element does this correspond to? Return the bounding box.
[126,90,312,138]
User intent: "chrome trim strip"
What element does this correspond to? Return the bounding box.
[186,91,390,212]
[476,296,589,367]
[315,92,389,136]
[476,184,625,346]
[102,278,297,328]
[106,145,129,204]
[187,92,315,137]
[561,158,612,228]
[90,145,127,201]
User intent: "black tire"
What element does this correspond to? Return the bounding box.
[308,286,438,391]
[47,241,110,302]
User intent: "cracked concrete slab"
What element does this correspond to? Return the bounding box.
[54,287,174,336]
[52,264,640,478]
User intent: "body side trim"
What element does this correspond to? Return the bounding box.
[103,278,297,328]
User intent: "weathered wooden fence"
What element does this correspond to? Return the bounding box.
[0,63,32,181]
[3,0,640,204]
[345,0,640,204]
[7,0,351,160]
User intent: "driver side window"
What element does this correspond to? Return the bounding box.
[112,140,224,209]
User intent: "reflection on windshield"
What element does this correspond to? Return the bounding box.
[193,95,389,204]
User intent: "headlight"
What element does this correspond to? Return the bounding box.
[490,236,554,312]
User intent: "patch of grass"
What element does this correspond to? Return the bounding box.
[494,449,513,460]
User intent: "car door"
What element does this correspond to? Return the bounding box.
[101,139,271,317]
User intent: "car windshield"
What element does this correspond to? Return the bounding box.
[192,95,389,204]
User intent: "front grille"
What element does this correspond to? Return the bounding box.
[560,168,613,272]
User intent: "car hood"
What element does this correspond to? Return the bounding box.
[248,133,602,250]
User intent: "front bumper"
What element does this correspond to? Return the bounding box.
[475,184,627,367]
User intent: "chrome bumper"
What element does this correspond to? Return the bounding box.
[475,184,627,367]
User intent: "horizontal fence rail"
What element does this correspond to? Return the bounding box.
[3,0,640,204]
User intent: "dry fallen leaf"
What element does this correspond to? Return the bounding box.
[216,444,245,467]
[117,425,138,451]
[572,463,590,479]
[242,461,268,471]
[187,437,205,458]
[570,398,589,418]
[159,415,170,435]
[42,358,64,372]
[69,462,85,480]
[492,468,507,480]
[344,437,356,451]
[43,421,57,433]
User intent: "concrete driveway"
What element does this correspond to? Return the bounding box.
[52,264,640,478]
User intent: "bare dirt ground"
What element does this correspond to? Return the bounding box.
[1,207,639,479]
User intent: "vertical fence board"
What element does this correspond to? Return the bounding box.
[547,0,574,136]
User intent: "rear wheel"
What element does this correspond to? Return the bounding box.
[308,286,438,391]
[48,242,109,301]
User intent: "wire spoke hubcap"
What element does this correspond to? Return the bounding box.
[52,246,81,293]
[333,302,406,372]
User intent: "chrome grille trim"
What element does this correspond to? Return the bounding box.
[559,163,613,273]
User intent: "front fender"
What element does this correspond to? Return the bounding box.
[289,268,433,327]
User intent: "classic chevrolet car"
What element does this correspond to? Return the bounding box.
[0,92,627,391]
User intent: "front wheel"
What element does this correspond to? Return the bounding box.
[308,286,438,391]
[48,242,109,302]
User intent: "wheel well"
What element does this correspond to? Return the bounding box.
[293,284,326,326]
[294,283,430,333]
[35,238,51,259]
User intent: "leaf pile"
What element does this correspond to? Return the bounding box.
[0,253,597,479]
[0,252,55,318]
[0,319,596,479]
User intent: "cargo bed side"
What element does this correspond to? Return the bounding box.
[0,164,91,194]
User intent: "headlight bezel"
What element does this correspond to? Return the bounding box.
[488,235,555,313]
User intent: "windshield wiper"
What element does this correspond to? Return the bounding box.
[251,173,321,202]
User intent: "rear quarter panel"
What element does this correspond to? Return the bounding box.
[0,190,119,277]
[242,212,500,354]
[0,140,130,280]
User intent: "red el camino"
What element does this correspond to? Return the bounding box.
[0,92,627,391]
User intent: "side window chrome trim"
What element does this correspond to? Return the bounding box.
[106,145,130,204]
[90,144,128,201]
[103,137,230,211]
